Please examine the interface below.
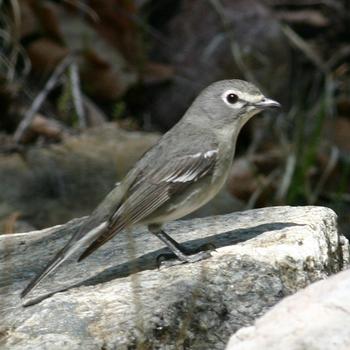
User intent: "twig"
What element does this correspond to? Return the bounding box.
[69,61,87,128]
[1,18,33,83]
[275,152,297,202]
[82,94,108,126]
[14,55,74,143]
[0,29,17,82]
[326,45,350,70]
[281,24,328,73]
[208,0,260,86]
[62,0,100,23]
[9,0,21,38]
[0,42,32,83]
[3,211,21,234]
[246,169,280,209]
[309,146,339,204]
[114,2,170,48]
[7,0,21,81]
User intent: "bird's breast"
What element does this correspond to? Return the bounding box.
[144,138,236,225]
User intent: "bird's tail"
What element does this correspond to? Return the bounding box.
[21,221,107,298]
[21,246,70,298]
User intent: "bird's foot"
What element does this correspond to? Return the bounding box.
[157,243,215,268]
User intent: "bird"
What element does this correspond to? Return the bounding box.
[21,79,280,298]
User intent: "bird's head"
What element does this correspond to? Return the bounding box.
[186,79,281,132]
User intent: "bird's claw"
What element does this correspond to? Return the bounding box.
[156,249,213,269]
[198,242,217,252]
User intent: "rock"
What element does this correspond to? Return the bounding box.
[0,123,159,229]
[21,114,68,143]
[0,206,348,349]
[226,264,350,350]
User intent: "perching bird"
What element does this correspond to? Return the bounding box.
[21,79,280,298]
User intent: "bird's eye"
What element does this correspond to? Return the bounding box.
[226,93,238,104]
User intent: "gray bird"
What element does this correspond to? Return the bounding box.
[21,79,280,298]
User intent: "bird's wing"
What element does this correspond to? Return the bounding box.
[77,149,218,261]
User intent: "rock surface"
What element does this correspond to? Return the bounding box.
[0,206,348,349]
[226,266,350,350]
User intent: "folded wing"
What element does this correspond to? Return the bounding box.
[77,150,218,261]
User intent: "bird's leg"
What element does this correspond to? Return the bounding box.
[148,224,212,267]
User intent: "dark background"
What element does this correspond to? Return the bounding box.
[0,0,349,235]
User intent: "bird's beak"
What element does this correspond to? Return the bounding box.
[254,97,281,110]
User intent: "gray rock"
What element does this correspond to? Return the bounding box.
[226,265,350,350]
[0,206,348,349]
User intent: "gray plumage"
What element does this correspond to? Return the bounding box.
[21,79,280,298]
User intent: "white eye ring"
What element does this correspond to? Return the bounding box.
[222,90,241,108]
